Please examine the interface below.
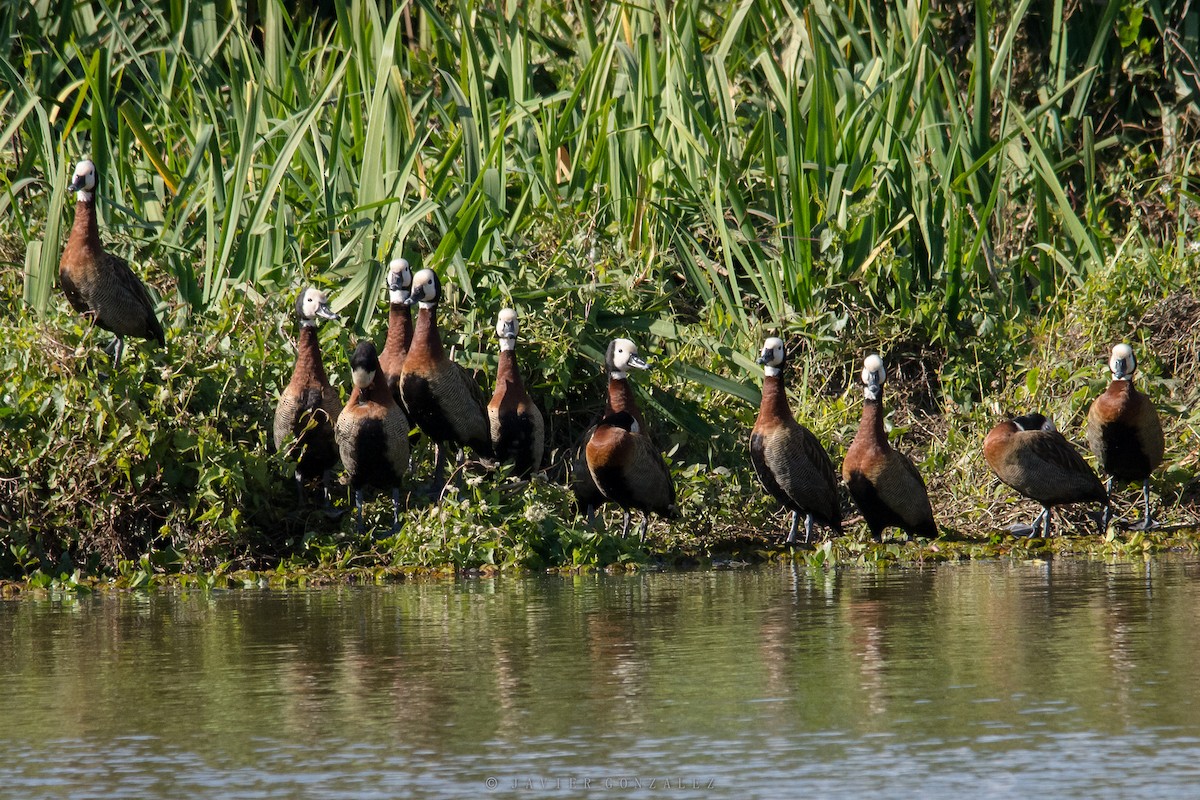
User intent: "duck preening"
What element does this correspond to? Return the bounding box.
[842,354,937,540]
[59,159,165,367]
[487,308,544,476]
[984,412,1108,537]
[398,268,491,491]
[377,257,414,411]
[585,410,678,540]
[749,337,842,544]
[273,287,342,504]
[571,338,649,518]
[336,340,411,533]
[1086,344,1164,530]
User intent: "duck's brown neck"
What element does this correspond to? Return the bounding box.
[854,394,886,444]
[606,375,644,428]
[412,304,445,360]
[1106,379,1135,399]
[71,198,101,250]
[383,303,413,357]
[295,324,330,385]
[497,349,524,393]
[757,374,795,423]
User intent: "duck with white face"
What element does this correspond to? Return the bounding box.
[273,287,343,506]
[1086,343,1164,530]
[571,337,653,520]
[378,257,417,414]
[842,353,938,541]
[59,158,165,367]
[487,308,544,477]
[398,268,492,494]
[749,337,842,544]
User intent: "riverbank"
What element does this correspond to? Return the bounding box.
[3,2,1199,582]
[2,248,1200,581]
[4,521,1199,598]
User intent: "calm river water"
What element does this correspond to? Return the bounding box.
[3,559,1200,798]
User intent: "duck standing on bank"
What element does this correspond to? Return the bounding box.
[273,287,342,504]
[487,308,544,477]
[571,338,650,519]
[398,268,491,492]
[842,355,938,540]
[585,410,678,541]
[58,159,165,367]
[336,340,411,533]
[378,258,415,411]
[984,412,1108,537]
[748,337,842,544]
[1086,343,1164,530]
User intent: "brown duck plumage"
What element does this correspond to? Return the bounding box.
[336,341,410,532]
[984,412,1107,537]
[488,309,544,476]
[571,338,649,517]
[585,411,678,540]
[273,288,341,497]
[1085,344,1164,528]
[398,269,490,487]
[842,355,937,540]
[59,159,164,365]
[749,338,841,543]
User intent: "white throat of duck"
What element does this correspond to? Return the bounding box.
[763,365,781,378]
[864,382,882,402]
[389,289,410,305]
[610,370,628,381]
[418,300,436,310]
[499,336,517,352]
[299,318,318,329]
[352,367,374,389]
[76,189,94,203]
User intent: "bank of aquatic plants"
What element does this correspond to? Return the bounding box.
[1,0,1199,578]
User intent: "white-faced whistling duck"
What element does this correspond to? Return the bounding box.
[571,338,650,519]
[398,268,491,489]
[336,340,411,533]
[984,412,1108,537]
[59,159,165,367]
[1086,343,1164,530]
[748,337,842,544]
[487,308,544,476]
[377,257,414,412]
[273,287,341,503]
[585,410,678,540]
[842,354,937,540]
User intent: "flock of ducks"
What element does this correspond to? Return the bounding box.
[57,159,1169,543]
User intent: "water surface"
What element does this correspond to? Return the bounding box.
[3,559,1200,798]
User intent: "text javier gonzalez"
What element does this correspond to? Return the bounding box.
[485,776,718,791]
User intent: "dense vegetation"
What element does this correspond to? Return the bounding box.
[1,0,1198,581]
